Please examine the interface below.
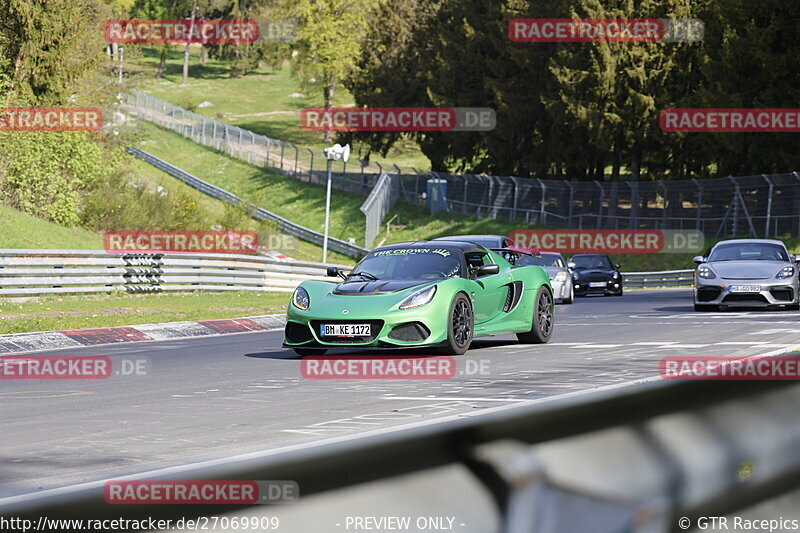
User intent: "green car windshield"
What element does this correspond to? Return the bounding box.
[348,248,462,281]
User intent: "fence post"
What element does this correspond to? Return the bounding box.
[250,131,256,164]
[691,178,702,232]
[410,168,422,205]
[762,174,774,238]
[510,177,519,221]
[294,146,299,177]
[566,181,574,227]
[280,143,285,172]
[794,172,800,237]
[594,180,603,229]
[537,178,546,226]
[211,120,217,149]
[463,176,469,215]
[307,148,314,181]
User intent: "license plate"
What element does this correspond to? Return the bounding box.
[729,285,761,293]
[320,324,371,337]
[589,282,607,288]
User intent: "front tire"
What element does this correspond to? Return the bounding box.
[293,348,328,356]
[517,286,554,344]
[440,293,473,355]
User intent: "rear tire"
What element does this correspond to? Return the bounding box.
[517,286,554,344]
[439,293,473,355]
[293,348,328,356]
[694,304,718,312]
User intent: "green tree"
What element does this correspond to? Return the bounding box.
[289,0,381,142]
[0,0,111,106]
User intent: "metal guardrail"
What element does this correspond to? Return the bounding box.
[0,247,695,296]
[623,269,694,288]
[126,146,369,260]
[3,379,799,533]
[0,249,351,296]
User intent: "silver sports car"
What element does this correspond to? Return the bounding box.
[693,239,800,311]
[516,252,574,304]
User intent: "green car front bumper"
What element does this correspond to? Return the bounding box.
[283,282,452,350]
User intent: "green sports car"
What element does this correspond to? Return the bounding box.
[283,241,554,356]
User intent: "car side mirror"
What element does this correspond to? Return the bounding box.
[614,264,621,269]
[794,255,800,263]
[692,256,705,265]
[477,264,500,276]
[567,262,576,269]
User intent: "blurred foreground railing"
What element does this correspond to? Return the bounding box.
[2,379,799,532]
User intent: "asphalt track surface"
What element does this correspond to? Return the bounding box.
[3,288,800,498]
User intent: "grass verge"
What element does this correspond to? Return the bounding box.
[0,291,290,335]
[0,205,103,249]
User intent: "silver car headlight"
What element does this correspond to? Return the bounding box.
[776,266,796,279]
[612,272,619,279]
[399,285,437,310]
[697,266,716,279]
[292,287,310,310]
[553,271,567,282]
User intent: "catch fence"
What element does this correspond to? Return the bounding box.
[125,91,800,239]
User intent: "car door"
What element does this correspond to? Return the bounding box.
[466,252,510,326]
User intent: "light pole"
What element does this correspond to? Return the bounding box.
[322,143,350,263]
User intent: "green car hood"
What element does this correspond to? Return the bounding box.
[332,279,428,295]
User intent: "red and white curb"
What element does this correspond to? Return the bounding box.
[0,315,287,354]
[262,248,291,261]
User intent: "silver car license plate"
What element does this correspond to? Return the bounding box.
[320,324,370,337]
[729,285,761,293]
[589,282,606,288]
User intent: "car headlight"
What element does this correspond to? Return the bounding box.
[292,287,310,310]
[553,271,567,282]
[777,266,796,279]
[697,266,716,279]
[399,285,437,310]
[612,272,619,279]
